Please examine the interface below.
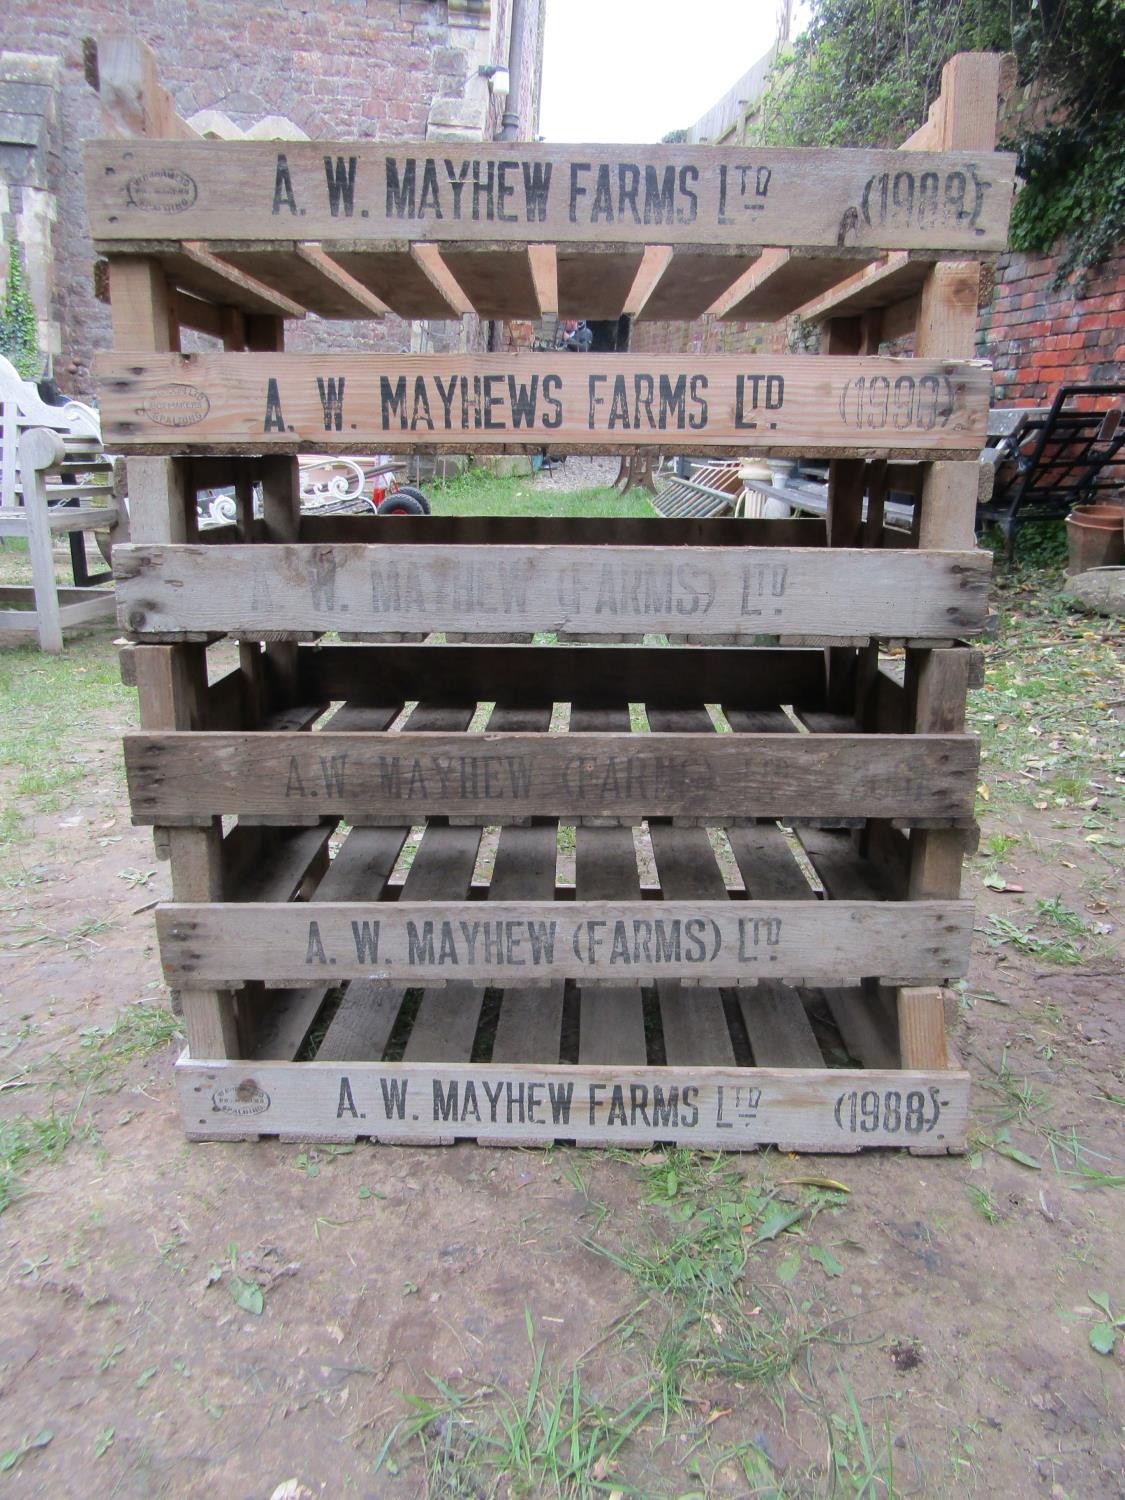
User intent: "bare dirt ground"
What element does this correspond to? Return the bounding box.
[0,550,1122,1498]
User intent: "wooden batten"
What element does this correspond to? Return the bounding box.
[85,141,1016,251]
[158,897,973,988]
[93,352,993,456]
[177,1056,971,1150]
[123,730,979,823]
[113,543,991,640]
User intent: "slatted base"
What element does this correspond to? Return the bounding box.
[171,802,966,1153]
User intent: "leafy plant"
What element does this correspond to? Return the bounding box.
[756,0,1125,276]
[1087,1291,1124,1355]
[0,246,40,379]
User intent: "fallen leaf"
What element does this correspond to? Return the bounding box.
[703,1407,732,1426]
[994,1142,1041,1171]
[808,1245,843,1277]
[746,1206,804,1244]
[777,1176,850,1193]
[777,1249,801,1283]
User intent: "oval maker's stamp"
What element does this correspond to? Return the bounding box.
[139,384,211,428]
[125,168,198,213]
[212,1082,271,1116]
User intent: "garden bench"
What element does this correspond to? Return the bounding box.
[0,354,127,651]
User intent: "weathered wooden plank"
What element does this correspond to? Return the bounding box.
[114,544,991,640]
[124,730,979,823]
[298,514,827,547]
[727,823,817,899]
[711,249,883,322]
[486,822,565,1065]
[94,352,993,455]
[86,140,1015,251]
[739,982,823,1067]
[296,644,827,710]
[176,1055,970,1151]
[648,824,736,1066]
[156,897,972,987]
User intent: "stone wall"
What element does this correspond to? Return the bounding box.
[0,53,62,370]
[0,2,543,394]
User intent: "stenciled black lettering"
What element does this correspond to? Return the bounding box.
[316,375,345,431]
[324,155,357,217]
[385,157,416,218]
[272,153,298,215]
[263,377,285,433]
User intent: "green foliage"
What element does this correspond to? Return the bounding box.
[0,247,40,380]
[757,0,1125,276]
[757,0,1010,148]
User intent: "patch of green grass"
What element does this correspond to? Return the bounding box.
[0,636,134,852]
[430,466,657,518]
[0,1107,93,1214]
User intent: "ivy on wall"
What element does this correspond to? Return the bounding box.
[0,247,40,380]
[756,0,1125,279]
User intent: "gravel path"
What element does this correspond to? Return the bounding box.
[532,454,621,491]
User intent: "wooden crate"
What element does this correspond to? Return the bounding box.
[89,51,1011,1154]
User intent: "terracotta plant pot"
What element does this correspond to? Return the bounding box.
[1066,502,1125,575]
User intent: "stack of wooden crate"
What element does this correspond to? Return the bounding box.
[87,53,1012,1153]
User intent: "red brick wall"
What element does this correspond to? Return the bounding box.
[977,249,1125,405]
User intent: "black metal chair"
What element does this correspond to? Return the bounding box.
[978,383,1125,564]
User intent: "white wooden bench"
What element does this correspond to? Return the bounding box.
[0,355,127,651]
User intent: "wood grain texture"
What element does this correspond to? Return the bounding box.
[156,897,972,987]
[94,352,992,456]
[176,1055,970,1151]
[113,543,991,640]
[86,140,1014,251]
[124,730,979,822]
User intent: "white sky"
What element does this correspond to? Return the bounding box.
[538,0,812,144]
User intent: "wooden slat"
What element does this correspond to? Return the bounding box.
[710,248,882,322]
[163,243,305,317]
[740,982,822,1067]
[217,244,391,318]
[86,141,1015,251]
[527,243,558,318]
[297,644,826,711]
[796,252,930,323]
[114,543,992,640]
[325,248,459,319]
[569,703,646,1067]
[637,248,760,322]
[486,822,565,1065]
[157,896,972,988]
[440,245,538,319]
[409,243,473,316]
[94,352,993,456]
[647,824,735,1066]
[177,1056,970,1150]
[297,514,825,547]
[623,245,673,318]
[727,823,816,899]
[126,730,979,823]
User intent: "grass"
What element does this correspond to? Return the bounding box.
[429,465,658,518]
[0,631,134,855]
[0,1000,182,1213]
[379,1151,854,1495]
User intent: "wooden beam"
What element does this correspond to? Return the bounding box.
[709,248,882,323]
[113,542,991,640]
[409,243,473,316]
[623,245,673,318]
[293,243,392,315]
[94,352,993,456]
[85,141,1017,251]
[527,243,558,318]
[94,36,199,140]
[174,243,305,318]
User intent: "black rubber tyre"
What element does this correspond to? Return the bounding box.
[377,492,428,517]
[392,484,431,514]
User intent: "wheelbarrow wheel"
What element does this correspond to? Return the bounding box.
[390,484,431,514]
[377,491,428,516]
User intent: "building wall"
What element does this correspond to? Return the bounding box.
[978,248,1125,406]
[0,1,543,394]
